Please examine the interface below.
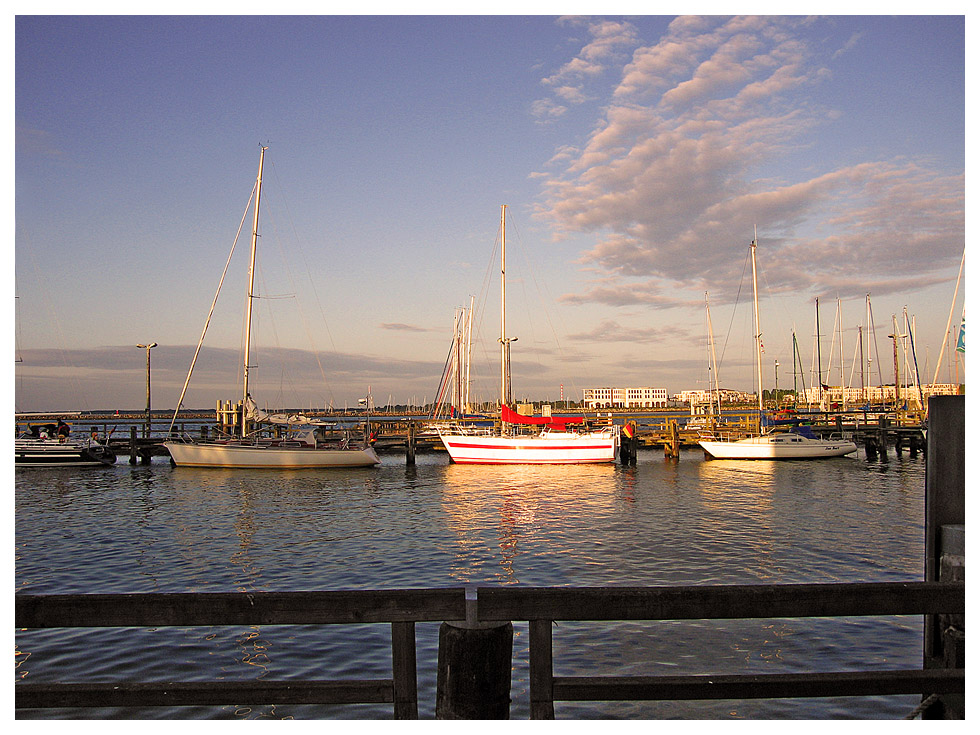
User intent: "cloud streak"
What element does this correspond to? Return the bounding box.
[533,16,964,308]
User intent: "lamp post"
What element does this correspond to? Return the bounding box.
[137,343,157,438]
[774,359,780,408]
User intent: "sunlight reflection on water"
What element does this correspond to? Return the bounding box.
[16,449,927,719]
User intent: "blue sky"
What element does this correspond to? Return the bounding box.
[11,11,967,412]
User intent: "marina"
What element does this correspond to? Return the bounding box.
[13,16,965,721]
[16,407,929,467]
[14,398,963,719]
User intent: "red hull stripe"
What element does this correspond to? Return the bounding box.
[446,442,612,452]
[450,458,612,464]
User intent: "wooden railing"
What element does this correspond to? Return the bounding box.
[14,588,466,718]
[15,581,964,718]
[475,582,965,719]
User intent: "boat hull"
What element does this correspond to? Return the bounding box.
[15,440,116,467]
[164,441,381,468]
[699,434,857,460]
[437,430,619,465]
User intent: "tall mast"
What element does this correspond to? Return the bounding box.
[499,205,513,409]
[464,294,475,412]
[750,234,763,412]
[837,298,845,410]
[815,297,822,407]
[858,325,865,401]
[242,145,267,436]
[705,292,722,417]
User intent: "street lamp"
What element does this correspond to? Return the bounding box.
[137,343,157,438]
[774,359,780,408]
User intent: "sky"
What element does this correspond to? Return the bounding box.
[10,9,969,413]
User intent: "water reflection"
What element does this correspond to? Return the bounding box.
[439,463,621,585]
[16,450,928,719]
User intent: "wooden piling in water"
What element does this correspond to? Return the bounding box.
[406,422,416,466]
[664,420,680,459]
[129,426,138,465]
[436,591,512,719]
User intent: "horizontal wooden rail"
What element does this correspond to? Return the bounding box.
[15,588,467,718]
[476,582,965,719]
[553,669,965,702]
[15,679,396,710]
[16,588,467,628]
[476,581,963,621]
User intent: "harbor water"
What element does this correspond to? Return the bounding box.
[15,447,928,719]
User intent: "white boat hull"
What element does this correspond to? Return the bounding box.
[699,433,857,460]
[15,439,116,467]
[437,430,619,465]
[164,441,380,468]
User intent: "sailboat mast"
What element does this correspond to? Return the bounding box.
[815,297,822,407]
[705,292,722,417]
[242,145,267,437]
[465,294,475,412]
[837,298,845,411]
[499,204,511,408]
[750,235,763,412]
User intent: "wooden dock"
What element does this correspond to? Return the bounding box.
[52,409,929,465]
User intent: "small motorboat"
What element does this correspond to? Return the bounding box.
[15,423,116,468]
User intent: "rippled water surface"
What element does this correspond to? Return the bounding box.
[15,448,928,719]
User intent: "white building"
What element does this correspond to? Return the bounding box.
[802,383,961,406]
[673,389,755,405]
[583,387,668,409]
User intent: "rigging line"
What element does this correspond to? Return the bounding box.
[168,183,254,434]
[266,159,337,404]
[508,235,544,387]
[468,223,503,404]
[510,214,578,398]
[932,248,965,386]
[717,242,751,374]
[431,336,458,418]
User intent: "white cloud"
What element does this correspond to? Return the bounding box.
[535,16,964,307]
[533,17,641,121]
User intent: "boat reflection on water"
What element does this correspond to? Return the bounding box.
[439,463,620,584]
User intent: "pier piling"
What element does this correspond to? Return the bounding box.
[663,420,680,459]
[436,590,512,719]
[129,426,138,465]
[406,422,416,466]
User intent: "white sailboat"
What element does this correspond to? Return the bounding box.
[698,236,857,460]
[163,147,380,469]
[436,206,620,464]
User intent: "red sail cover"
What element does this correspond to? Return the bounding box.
[501,403,584,429]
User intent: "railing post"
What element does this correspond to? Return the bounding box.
[922,394,965,719]
[529,618,555,719]
[390,621,418,719]
[436,588,512,719]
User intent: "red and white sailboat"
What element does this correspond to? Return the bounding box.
[436,206,620,465]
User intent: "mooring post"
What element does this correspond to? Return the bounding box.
[922,394,965,719]
[129,425,138,465]
[878,415,889,460]
[406,421,416,466]
[435,587,513,719]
